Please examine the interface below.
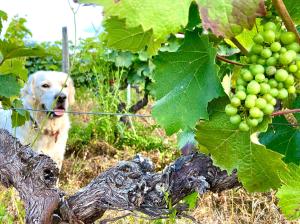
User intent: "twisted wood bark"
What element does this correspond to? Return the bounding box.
[0,129,240,223]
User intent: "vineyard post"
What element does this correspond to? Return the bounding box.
[62,26,70,74]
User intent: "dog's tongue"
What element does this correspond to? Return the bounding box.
[54,109,65,116]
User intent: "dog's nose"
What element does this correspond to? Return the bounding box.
[55,93,67,103]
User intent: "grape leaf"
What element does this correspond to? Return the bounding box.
[0,58,28,81]
[259,96,300,164]
[277,163,300,220]
[0,10,8,34]
[186,1,201,31]
[196,97,287,192]
[283,0,300,25]
[178,129,197,149]
[0,40,47,61]
[151,30,224,135]
[197,0,266,38]
[11,110,28,128]
[0,75,21,97]
[104,17,153,52]
[80,0,192,54]
[225,19,263,50]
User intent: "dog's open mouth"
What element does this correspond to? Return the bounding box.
[53,107,65,117]
[42,104,66,118]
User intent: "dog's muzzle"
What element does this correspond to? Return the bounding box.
[42,93,67,118]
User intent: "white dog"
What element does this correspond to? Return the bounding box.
[0,71,75,169]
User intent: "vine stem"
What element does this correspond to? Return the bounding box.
[230,37,248,55]
[216,55,245,66]
[272,109,300,116]
[272,0,300,43]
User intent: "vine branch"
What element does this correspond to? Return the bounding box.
[272,108,300,116]
[0,129,240,223]
[272,0,300,43]
[216,55,245,66]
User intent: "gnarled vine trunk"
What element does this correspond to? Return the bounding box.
[0,129,240,223]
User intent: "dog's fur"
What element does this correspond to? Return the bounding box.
[0,71,75,169]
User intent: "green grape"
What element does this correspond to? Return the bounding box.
[289,64,298,73]
[257,117,264,123]
[270,42,281,52]
[263,30,276,43]
[277,88,288,99]
[225,104,238,116]
[277,82,284,89]
[247,94,258,100]
[284,75,294,86]
[242,70,253,81]
[255,98,267,109]
[279,50,296,65]
[280,47,287,53]
[264,22,277,31]
[239,121,250,132]
[231,97,241,107]
[273,52,280,59]
[237,78,247,86]
[288,86,296,94]
[270,88,279,97]
[250,54,258,63]
[261,48,272,59]
[245,95,257,108]
[253,33,264,44]
[263,104,274,115]
[247,80,261,95]
[257,58,266,65]
[266,66,276,76]
[247,118,259,127]
[275,31,282,41]
[266,57,277,66]
[275,69,288,81]
[236,90,247,100]
[268,79,278,87]
[269,97,277,106]
[230,114,242,125]
[286,42,300,52]
[251,44,263,54]
[255,73,266,82]
[260,83,271,94]
[236,85,246,91]
[250,64,265,75]
[295,71,300,79]
[263,93,274,102]
[250,107,263,118]
[279,55,291,65]
[280,32,296,45]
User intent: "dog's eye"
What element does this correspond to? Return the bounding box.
[42,84,50,88]
[63,84,68,88]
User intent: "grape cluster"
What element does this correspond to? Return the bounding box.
[225,22,299,131]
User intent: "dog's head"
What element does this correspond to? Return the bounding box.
[21,71,75,118]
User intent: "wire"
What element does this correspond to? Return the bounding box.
[1,107,299,126]
[0,107,152,118]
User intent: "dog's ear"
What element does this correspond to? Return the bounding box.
[68,78,75,106]
[21,74,36,99]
